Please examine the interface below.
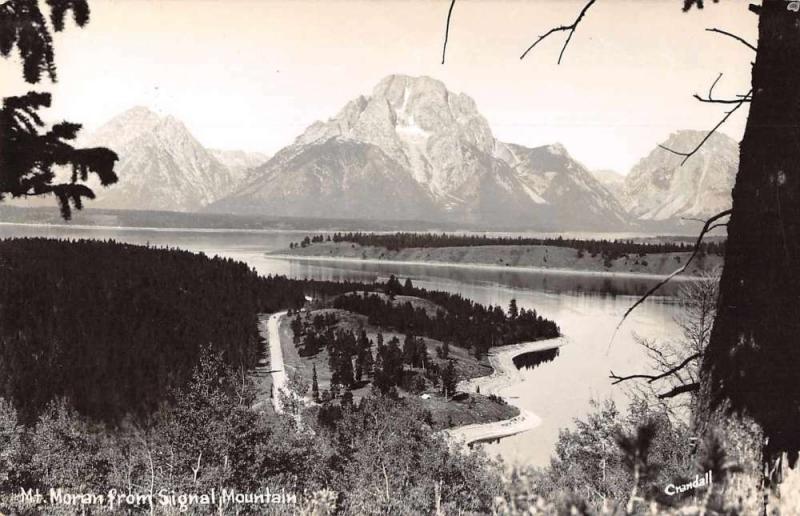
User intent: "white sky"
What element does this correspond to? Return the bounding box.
[1,0,757,173]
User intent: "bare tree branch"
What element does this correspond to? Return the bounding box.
[519,0,597,64]
[693,72,752,104]
[706,27,757,52]
[441,0,457,65]
[608,209,732,350]
[610,352,701,385]
[658,383,700,399]
[659,88,751,165]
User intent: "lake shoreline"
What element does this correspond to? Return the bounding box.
[267,250,714,281]
[446,337,567,446]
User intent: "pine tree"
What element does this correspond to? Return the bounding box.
[508,299,519,320]
[311,363,319,402]
[340,354,355,388]
[403,333,416,365]
[440,361,457,398]
[341,388,353,408]
[363,347,375,378]
[386,275,401,298]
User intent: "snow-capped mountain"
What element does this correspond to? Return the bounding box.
[209,75,629,229]
[82,107,240,212]
[211,137,439,221]
[623,130,738,221]
[494,142,628,228]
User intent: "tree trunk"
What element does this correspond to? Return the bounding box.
[703,0,800,462]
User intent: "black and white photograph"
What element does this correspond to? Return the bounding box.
[1,0,798,514]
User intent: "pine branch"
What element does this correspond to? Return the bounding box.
[1,92,118,219]
[519,0,597,64]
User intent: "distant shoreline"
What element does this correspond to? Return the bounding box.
[267,247,719,281]
[0,221,314,235]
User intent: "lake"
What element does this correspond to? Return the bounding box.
[0,223,684,467]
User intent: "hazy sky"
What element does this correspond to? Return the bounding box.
[1,0,757,173]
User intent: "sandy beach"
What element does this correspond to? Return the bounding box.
[445,337,567,447]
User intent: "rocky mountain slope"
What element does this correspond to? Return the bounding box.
[591,169,627,205]
[623,131,738,221]
[82,107,244,212]
[208,75,630,230]
[209,149,269,184]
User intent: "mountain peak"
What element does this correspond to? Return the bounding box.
[623,130,738,220]
[662,129,736,148]
[372,74,448,97]
[83,108,238,212]
[116,105,163,124]
[547,143,569,156]
[215,75,631,230]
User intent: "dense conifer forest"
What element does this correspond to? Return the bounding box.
[0,239,555,424]
[293,232,726,260]
[0,238,299,422]
[332,280,559,358]
[0,238,390,423]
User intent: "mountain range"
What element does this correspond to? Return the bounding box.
[72,75,739,230]
[621,131,738,221]
[207,75,628,230]
[81,107,267,212]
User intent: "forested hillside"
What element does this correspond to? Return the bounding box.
[297,232,726,260]
[0,238,306,422]
[0,239,553,424]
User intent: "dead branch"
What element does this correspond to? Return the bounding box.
[693,72,752,104]
[608,208,732,350]
[639,339,686,380]
[659,88,752,165]
[441,0,457,65]
[519,0,597,64]
[610,352,701,385]
[706,27,757,51]
[610,371,663,384]
[658,382,700,399]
